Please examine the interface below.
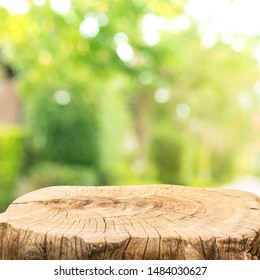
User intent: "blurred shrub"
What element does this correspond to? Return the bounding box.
[151,130,184,185]
[103,161,159,185]
[151,125,236,187]
[27,91,100,168]
[210,149,235,184]
[23,161,99,190]
[0,125,23,211]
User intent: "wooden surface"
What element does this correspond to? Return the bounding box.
[0,185,259,260]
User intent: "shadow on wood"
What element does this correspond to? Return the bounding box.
[0,185,259,260]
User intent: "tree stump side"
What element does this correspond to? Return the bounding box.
[0,185,259,260]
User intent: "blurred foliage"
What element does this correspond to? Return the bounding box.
[20,161,98,190]
[26,91,100,167]
[0,125,23,211]
[0,0,260,208]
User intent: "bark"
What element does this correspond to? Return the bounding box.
[0,185,259,260]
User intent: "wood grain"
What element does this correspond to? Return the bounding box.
[0,185,259,260]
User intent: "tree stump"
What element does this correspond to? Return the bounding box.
[0,185,259,260]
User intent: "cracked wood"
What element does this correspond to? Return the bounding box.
[0,185,259,260]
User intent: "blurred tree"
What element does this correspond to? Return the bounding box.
[0,0,259,191]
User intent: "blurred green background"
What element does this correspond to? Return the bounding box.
[1,0,260,211]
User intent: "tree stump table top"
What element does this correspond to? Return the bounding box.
[0,185,259,260]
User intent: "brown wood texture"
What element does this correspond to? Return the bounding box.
[0,185,259,260]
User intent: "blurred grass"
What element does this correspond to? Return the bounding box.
[0,124,24,211]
